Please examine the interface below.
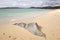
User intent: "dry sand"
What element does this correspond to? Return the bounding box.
[24,9,60,40]
[0,24,45,40]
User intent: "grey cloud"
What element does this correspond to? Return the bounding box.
[0,0,60,8]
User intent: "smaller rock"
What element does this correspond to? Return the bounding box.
[13,22,26,28]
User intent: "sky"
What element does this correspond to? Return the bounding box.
[0,0,60,8]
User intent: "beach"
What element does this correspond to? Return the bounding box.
[0,9,60,40]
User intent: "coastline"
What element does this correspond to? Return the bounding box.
[0,9,52,24]
[0,9,60,40]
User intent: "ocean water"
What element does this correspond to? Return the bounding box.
[0,9,52,24]
[0,9,45,18]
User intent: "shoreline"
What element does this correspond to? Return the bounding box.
[0,9,53,24]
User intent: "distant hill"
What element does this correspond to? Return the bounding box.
[0,7,21,9]
[30,6,60,9]
[0,6,60,9]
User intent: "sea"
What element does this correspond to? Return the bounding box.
[0,9,52,24]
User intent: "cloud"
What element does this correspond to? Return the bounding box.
[0,0,60,8]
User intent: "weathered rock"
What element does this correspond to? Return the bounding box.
[14,22,46,38]
[14,22,26,28]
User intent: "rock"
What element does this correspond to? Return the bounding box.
[14,22,26,28]
[13,22,46,38]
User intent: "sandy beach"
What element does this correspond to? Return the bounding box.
[0,9,60,40]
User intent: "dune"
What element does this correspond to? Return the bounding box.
[24,9,60,40]
[0,24,45,40]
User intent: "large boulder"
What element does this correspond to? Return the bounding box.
[14,22,46,38]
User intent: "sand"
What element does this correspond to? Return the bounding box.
[35,9,60,40]
[0,24,45,40]
[24,9,60,40]
[0,9,60,40]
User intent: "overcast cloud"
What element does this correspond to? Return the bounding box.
[0,0,60,8]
